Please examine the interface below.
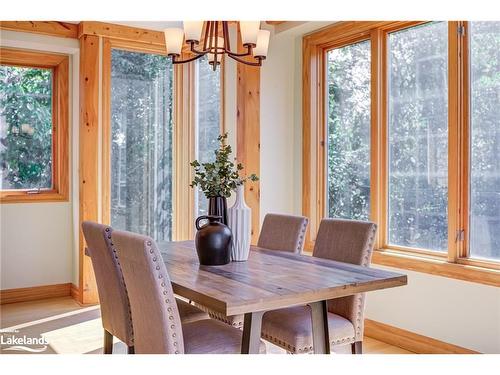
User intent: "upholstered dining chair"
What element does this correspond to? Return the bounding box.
[260,218,377,354]
[201,213,309,329]
[82,221,208,354]
[111,229,266,354]
[257,213,309,253]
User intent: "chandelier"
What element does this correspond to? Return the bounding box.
[163,21,270,70]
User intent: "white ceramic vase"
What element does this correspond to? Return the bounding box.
[227,184,251,261]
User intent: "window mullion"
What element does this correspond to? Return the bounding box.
[459,21,470,260]
[370,28,384,250]
[448,21,468,263]
[379,29,390,250]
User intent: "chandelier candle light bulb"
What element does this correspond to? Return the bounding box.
[164,27,184,56]
[254,30,271,59]
[239,21,260,46]
[183,21,203,43]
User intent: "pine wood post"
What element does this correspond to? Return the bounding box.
[78,34,100,304]
[236,31,261,245]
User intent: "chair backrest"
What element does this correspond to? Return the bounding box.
[257,213,309,253]
[112,230,184,354]
[313,218,377,341]
[81,221,133,346]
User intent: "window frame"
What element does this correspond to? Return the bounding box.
[0,48,69,203]
[380,21,454,259]
[101,38,225,241]
[303,21,500,286]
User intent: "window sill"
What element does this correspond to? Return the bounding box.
[0,191,68,204]
[372,248,500,287]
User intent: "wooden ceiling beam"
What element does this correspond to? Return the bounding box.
[0,21,79,39]
[78,21,224,54]
[78,21,165,45]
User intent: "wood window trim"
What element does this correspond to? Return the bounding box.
[0,48,69,204]
[372,249,500,287]
[302,21,500,287]
[101,38,195,241]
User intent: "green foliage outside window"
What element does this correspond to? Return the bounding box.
[0,66,53,190]
[327,40,371,221]
[327,21,499,259]
[110,49,173,241]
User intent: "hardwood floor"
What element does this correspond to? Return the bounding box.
[0,297,413,354]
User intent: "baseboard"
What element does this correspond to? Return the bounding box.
[70,283,80,301]
[364,319,479,354]
[0,283,72,305]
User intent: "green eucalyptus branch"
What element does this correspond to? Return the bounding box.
[190,133,259,198]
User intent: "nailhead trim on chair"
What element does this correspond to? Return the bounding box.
[362,224,377,267]
[104,227,134,345]
[355,223,376,340]
[261,330,355,354]
[145,240,181,354]
[262,222,377,352]
[296,218,309,252]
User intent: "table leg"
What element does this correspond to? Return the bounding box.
[309,300,330,354]
[241,311,264,354]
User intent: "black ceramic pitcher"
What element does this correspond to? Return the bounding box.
[194,215,232,266]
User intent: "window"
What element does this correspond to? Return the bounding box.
[387,22,448,251]
[469,21,500,261]
[326,40,371,220]
[195,56,223,217]
[0,48,69,203]
[303,21,500,285]
[110,49,174,241]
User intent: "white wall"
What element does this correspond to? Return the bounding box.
[260,22,332,221]
[366,266,500,353]
[0,203,73,289]
[0,30,80,289]
[259,22,500,354]
[260,31,298,218]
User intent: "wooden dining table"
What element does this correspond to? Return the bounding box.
[158,240,407,354]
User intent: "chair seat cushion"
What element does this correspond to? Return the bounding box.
[261,305,355,353]
[176,299,209,324]
[183,319,266,354]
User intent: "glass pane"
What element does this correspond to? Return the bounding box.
[388,22,448,251]
[0,65,53,190]
[110,49,174,241]
[196,56,221,217]
[469,21,500,260]
[326,40,371,220]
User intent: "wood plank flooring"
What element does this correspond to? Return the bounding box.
[0,297,413,354]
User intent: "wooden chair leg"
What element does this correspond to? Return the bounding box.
[127,346,135,354]
[103,330,113,354]
[351,341,362,354]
